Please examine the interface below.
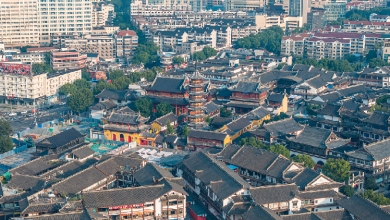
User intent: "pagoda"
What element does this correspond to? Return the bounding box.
[187,71,208,129]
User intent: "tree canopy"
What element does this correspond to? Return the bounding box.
[340,185,355,197]
[166,120,174,134]
[220,108,232,117]
[292,154,315,168]
[293,57,362,72]
[132,42,160,68]
[360,189,390,205]
[0,135,13,154]
[173,56,185,65]
[365,177,379,191]
[81,67,91,81]
[238,137,290,158]
[67,88,94,114]
[235,26,284,55]
[59,83,78,96]
[156,102,174,118]
[93,81,117,95]
[192,46,218,61]
[0,119,13,136]
[134,97,153,117]
[73,79,91,90]
[322,158,350,182]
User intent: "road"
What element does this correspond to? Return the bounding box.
[10,104,71,133]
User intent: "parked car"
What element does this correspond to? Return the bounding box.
[9,112,17,116]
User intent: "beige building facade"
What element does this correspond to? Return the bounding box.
[0,0,93,48]
[0,69,81,105]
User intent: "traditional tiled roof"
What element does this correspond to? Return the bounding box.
[180,150,250,200]
[262,118,304,137]
[242,205,283,220]
[7,174,46,191]
[83,183,187,209]
[95,89,131,100]
[51,166,107,195]
[188,129,228,141]
[89,100,117,110]
[71,145,95,159]
[305,75,327,89]
[282,209,352,220]
[316,104,341,117]
[39,159,97,180]
[218,145,301,180]
[96,155,144,175]
[345,139,390,161]
[204,101,222,114]
[337,194,390,220]
[133,163,174,186]
[36,128,84,149]
[230,81,268,94]
[9,157,55,176]
[245,106,270,120]
[361,111,390,126]
[144,76,187,93]
[104,111,149,125]
[288,127,347,149]
[21,202,63,214]
[251,184,299,204]
[154,112,178,126]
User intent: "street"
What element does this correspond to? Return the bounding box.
[9,104,70,133]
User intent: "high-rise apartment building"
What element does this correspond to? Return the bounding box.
[0,0,40,48]
[324,0,346,21]
[92,3,115,27]
[116,30,139,60]
[289,0,310,23]
[0,0,93,48]
[225,0,266,11]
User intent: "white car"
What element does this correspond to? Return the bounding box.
[9,112,17,116]
[21,110,28,114]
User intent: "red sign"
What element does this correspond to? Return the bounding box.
[0,63,31,75]
[108,204,144,210]
[109,205,130,210]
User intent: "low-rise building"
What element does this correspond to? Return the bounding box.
[0,67,81,106]
[116,30,139,61]
[50,49,87,70]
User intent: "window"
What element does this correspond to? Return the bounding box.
[292,201,298,208]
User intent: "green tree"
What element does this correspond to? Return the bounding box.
[182,125,190,136]
[132,42,160,67]
[366,50,378,63]
[340,185,355,197]
[20,45,36,52]
[108,70,125,81]
[166,120,174,134]
[67,88,94,114]
[172,56,185,65]
[365,177,379,190]
[32,63,54,73]
[292,154,315,168]
[203,46,217,58]
[112,76,132,90]
[277,63,287,70]
[93,81,117,95]
[369,58,388,68]
[45,52,50,65]
[0,119,13,136]
[0,135,13,154]
[192,51,206,61]
[156,102,174,118]
[322,158,350,182]
[81,67,91,81]
[265,144,290,158]
[360,189,390,205]
[134,97,153,117]
[205,116,212,125]
[220,108,232,117]
[59,83,78,96]
[73,78,91,90]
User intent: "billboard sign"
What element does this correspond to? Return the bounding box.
[0,63,31,75]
